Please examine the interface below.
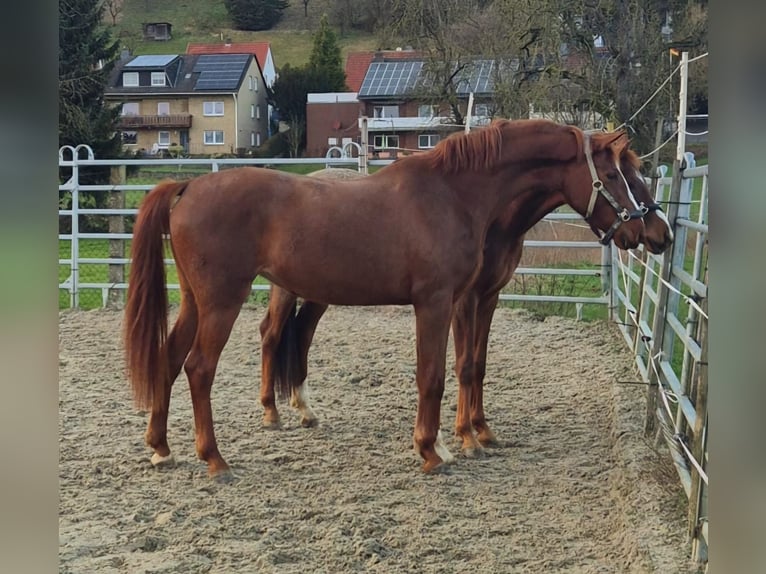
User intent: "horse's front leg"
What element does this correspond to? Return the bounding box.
[451,292,485,457]
[471,291,501,447]
[413,295,456,473]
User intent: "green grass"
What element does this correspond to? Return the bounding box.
[59,237,271,310]
[113,0,379,69]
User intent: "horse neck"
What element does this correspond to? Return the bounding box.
[486,164,568,236]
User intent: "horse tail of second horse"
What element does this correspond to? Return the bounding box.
[274,299,301,401]
[123,180,189,411]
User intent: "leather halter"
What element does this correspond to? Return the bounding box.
[582,133,645,245]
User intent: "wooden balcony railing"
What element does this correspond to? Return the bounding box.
[117,114,192,129]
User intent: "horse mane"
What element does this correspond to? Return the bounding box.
[622,147,641,171]
[427,119,584,174]
[427,121,504,173]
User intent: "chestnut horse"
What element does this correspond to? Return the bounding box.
[124,119,645,479]
[260,146,673,457]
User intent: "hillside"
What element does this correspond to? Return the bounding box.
[111,0,381,69]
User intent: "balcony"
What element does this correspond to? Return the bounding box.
[361,115,491,132]
[117,114,192,129]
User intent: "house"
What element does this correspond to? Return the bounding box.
[306,50,495,158]
[186,42,278,136]
[142,22,172,41]
[186,42,277,88]
[105,53,270,156]
[305,93,363,158]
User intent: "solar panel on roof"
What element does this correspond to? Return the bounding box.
[126,55,177,67]
[193,54,250,91]
[358,61,423,97]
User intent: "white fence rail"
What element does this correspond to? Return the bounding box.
[58,148,611,311]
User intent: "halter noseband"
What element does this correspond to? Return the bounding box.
[582,133,645,245]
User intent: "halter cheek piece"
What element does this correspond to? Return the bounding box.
[582,133,645,245]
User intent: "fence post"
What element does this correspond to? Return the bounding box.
[645,50,691,434]
[644,160,683,434]
[107,165,126,308]
[688,269,708,562]
[70,159,80,309]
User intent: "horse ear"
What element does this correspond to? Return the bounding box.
[595,130,629,155]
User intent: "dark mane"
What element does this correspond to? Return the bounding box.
[427,119,584,174]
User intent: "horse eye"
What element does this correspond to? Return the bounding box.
[606,171,619,181]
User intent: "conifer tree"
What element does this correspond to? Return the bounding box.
[225,0,290,32]
[308,14,347,91]
[58,0,121,158]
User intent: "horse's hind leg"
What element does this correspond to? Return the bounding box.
[185,298,246,480]
[290,301,328,427]
[145,284,198,468]
[259,287,300,429]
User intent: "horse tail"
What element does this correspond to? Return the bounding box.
[123,179,188,411]
[274,299,301,401]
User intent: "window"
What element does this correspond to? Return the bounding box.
[373,105,399,119]
[256,105,261,119]
[418,105,436,118]
[473,103,491,117]
[122,72,139,87]
[151,72,166,86]
[256,132,261,147]
[121,131,137,144]
[250,104,255,119]
[248,76,254,91]
[253,76,258,92]
[157,102,170,115]
[121,102,139,116]
[251,131,256,146]
[373,134,399,149]
[418,134,440,149]
[204,130,224,145]
[203,101,224,116]
[158,131,170,147]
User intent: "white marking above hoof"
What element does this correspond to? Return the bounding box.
[434,430,455,464]
[150,452,175,467]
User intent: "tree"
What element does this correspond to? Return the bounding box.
[308,14,347,91]
[271,65,323,156]
[272,17,348,155]
[59,0,122,232]
[224,0,289,32]
[59,0,122,162]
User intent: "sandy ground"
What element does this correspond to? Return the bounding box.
[59,304,701,573]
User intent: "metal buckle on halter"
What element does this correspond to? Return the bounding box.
[620,208,632,222]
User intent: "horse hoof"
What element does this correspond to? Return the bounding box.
[422,459,452,475]
[477,431,500,448]
[300,416,318,428]
[150,452,176,468]
[461,445,487,459]
[262,419,282,430]
[210,468,236,484]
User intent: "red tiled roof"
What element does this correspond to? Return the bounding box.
[186,42,272,71]
[344,49,422,92]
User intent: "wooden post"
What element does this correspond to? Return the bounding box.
[107,165,126,308]
[688,269,708,562]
